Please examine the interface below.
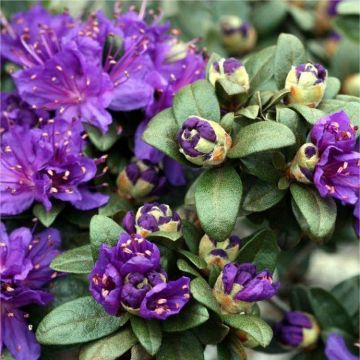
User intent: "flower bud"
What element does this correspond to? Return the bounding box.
[117,160,166,200]
[289,143,319,184]
[213,263,279,314]
[274,311,320,349]
[177,116,232,167]
[324,32,341,59]
[134,202,182,238]
[342,73,360,97]
[165,40,189,63]
[208,58,250,95]
[219,16,257,55]
[199,234,241,268]
[285,63,327,107]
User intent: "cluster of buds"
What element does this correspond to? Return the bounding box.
[117,160,166,200]
[89,233,190,319]
[274,311,320,349]
[219,16,257,55]
[288,143,320,184]
[213,263,279,314]
[208,57,250,95]
[199,234,241,268]
[285,63,328,107]
[177,116,232,167]
[123,202,182,238]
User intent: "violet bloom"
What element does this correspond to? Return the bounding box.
[311,111,357,153]
[274,311,320,349]
[1,92,48,133]
[123,202,182,238]
[140,277,190,320]
[325,333,359,360]
[0,118,109,215]
[89,244,123,316]
[0,223,61,360]
[117,160,166,200]
[213,263,279,314]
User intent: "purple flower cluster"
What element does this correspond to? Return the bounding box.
[1,4,205,187]
[310,111,360,235]
[89,232,190,320]
[0,223,61,360]
[0,118,109,215]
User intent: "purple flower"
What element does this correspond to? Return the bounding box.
[327,0,342,16]
[117,160,166,200]
[1,92,48,133]
[274,311,320,348]
[311,112,357,153]
[354,200,359,237]
[0,222,60,360]
[314,146,360,205]
[123,202,182,238]
[89,244,123,316]
[325,333,358,360]
[140,277,190,320]
[13,45,114,133]
[213,263,279,314]
[177,116,232,167]
[0,119,109,215]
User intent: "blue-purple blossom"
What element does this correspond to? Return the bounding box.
[123,202,182,238]
[325,333,358,360]
[213,262,279,314]
[89,232,190,319]
[274,311,320,348]
[0,222,60,360]
[117,160,166,200]
[309,112,360,235]
[0,118,109,215]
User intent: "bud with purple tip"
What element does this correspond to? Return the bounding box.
[177,116,232,167]
[213,263,280,314]
[289,144,319,184]
[219,16,257,55]
[117,160,166,200]
[285,63,328,107]
[208,58,250,95]
[123,203,182,238]
[274,311,320,349]
[199,234,241,268]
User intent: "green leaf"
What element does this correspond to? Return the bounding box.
[228,121,296,158]
[274,33,306,90]
[90,215,123,259]
[36,296,128,345]
[178,249,207,269]
[130,317,162,356]
[50,245,94,274]
[288,7,315,31]
[333,15,360,43]
[290,104,326,125]
[236,105,260,119]
[309,288,353,334]
[337,0,360,15]
[243,181,286,212]
[195,167,242,241]
[98,195,133,217]
[190,277,221,314]
[324,77,341,99]
[194,315,230,345]
[290,184,337,241]
[289,285,314,313]
[173,79,220,125]
[79,327,137,360]
[177,259,202,278]
[162,302,209,332]
[148,231,182,242]
[220,112,235,133]
[131,344,152,360]
[245,46,276,94]
[157,332,204,360]
[236,229,280,272]
[331,275,360,331]
[84,122,119,151]
[142,108,190,165]
[222,314,273,348]
[182,220,203,254]
[33,203,65,227]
